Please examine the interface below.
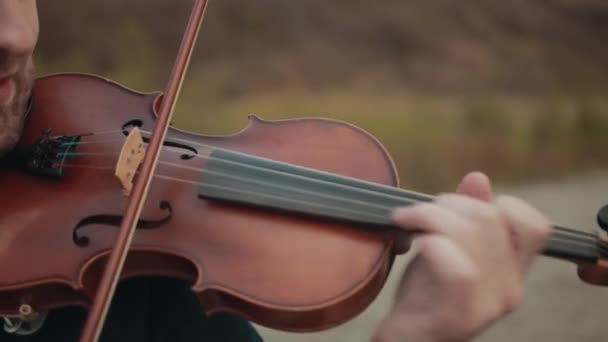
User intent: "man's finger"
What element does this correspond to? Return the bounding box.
[494,195,552,270]
[456,171,493,202]
[392,203,471,237]
[434,194,503,232]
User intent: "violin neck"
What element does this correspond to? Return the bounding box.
[542,225,601,264]
[198,148,602,265]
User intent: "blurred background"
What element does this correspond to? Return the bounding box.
[37,0,608,193]
[36,1,608,341]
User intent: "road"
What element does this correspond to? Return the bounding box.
[255,171,608,341]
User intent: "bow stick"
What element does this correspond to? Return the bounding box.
[79,1,210,340]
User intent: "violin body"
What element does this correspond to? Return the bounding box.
[0,73,400,331]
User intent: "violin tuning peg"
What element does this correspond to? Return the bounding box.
[596,204,608,232]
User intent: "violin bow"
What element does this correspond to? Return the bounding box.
[79,1,210,340]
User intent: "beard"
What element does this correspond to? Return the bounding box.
[0,58,35,157]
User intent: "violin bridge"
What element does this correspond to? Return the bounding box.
[115,127,146,196]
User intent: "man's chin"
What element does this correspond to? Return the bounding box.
[0,60,35,157]
[0,97,22,156]
[0,89,32,157]
[0,133,19,156]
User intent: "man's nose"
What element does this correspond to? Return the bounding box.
[0,1,37,59]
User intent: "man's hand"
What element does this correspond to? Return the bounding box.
[374,172,551,342]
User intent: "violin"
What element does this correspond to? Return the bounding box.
[1,1,608,341]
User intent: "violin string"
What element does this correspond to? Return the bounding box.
[56,128,217,155]
[51,129,124,140]
[53,132,601,247]
[59,164,116,171]
[154,162,606,249]
[57,161,605,258]
[551,228,599,245]
[52,132,606,245]
[56,153,604,244]
[548,237,602,250]
[58,152,122,156]
[57,133,598,243]
[56,154,608,243]
[54,131,606,256]
[189,179,606,255]
[59,167,602,258]
[60,139,127,146]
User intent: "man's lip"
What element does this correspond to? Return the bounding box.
[0,72,16,81]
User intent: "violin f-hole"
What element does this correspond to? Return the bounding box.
[72,200,173,247]
[121,120,198,160]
